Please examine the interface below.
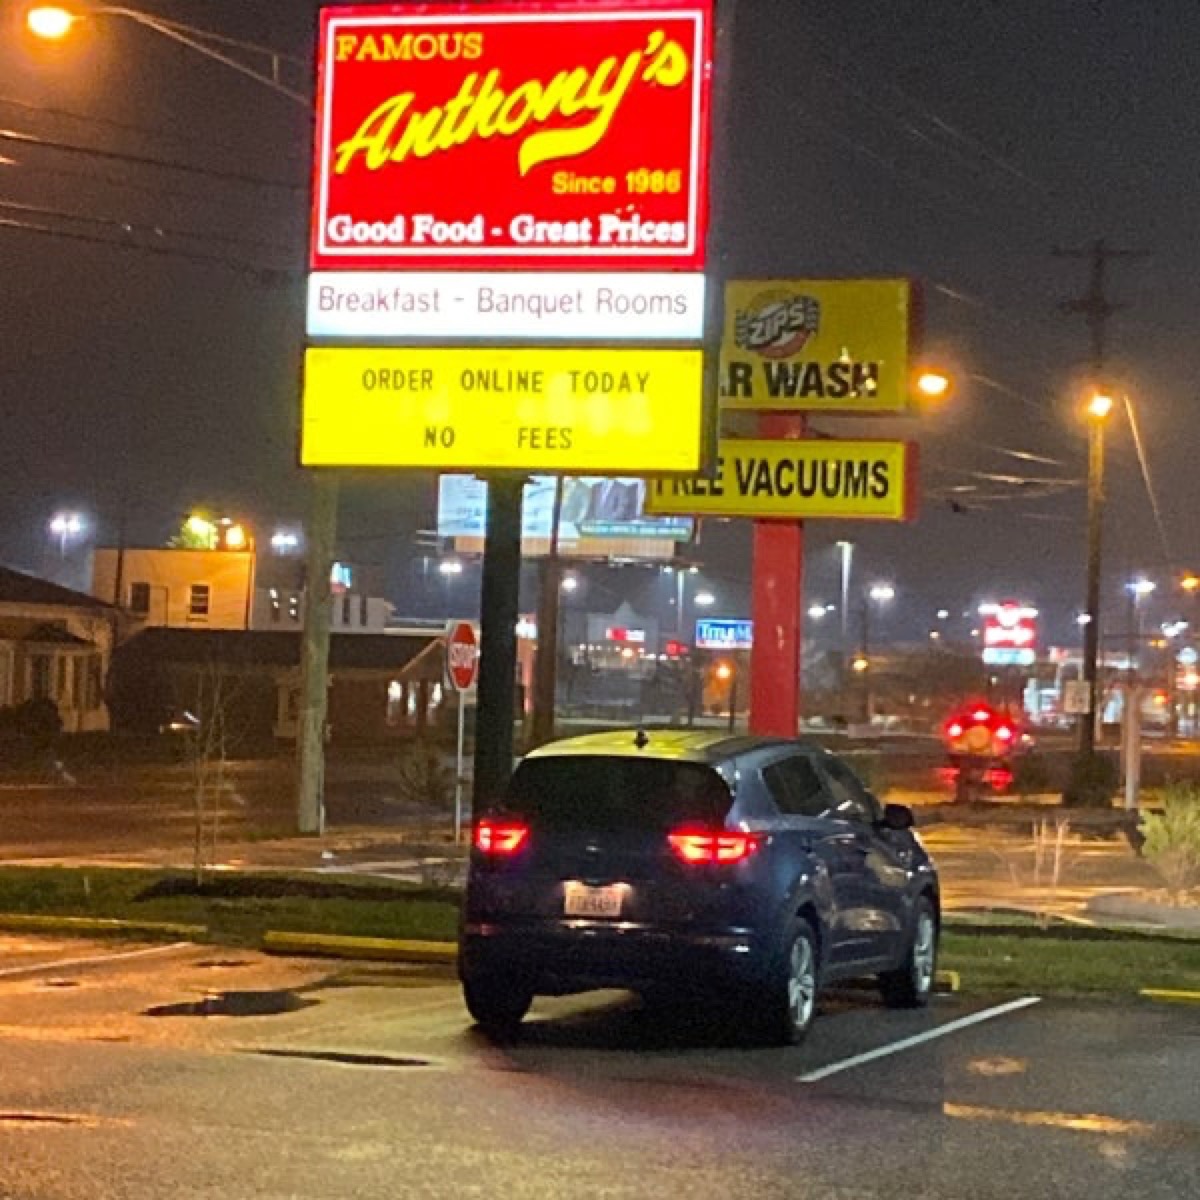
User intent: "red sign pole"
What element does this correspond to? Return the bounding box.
[749,413,805,737]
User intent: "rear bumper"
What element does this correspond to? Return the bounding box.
[459,920,769,994]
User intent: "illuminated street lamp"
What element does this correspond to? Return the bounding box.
[48,511,84,556]
[560,573,579,593]
[868,583,896,604]
[25,4,308,105]
[27,5,75,38]
[694,590,716,608]
[915,370,951,399]
[438,558,464,577]
[807,603,829,620]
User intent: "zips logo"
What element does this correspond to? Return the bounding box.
[733,291,821,360]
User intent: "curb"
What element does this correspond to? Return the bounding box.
[0,913,207,940]
[262,931,458,963]
[935,969,960,994]
[1139,988,1200,1006]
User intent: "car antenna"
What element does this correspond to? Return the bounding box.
[633,728,649,750]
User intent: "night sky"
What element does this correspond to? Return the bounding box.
[1,0,1197,646]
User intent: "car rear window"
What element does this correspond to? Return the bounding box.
[505,756,732,832]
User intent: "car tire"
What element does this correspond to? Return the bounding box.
[759,917,820,1046]
[461,972,533,1038]
[878,896,938,1009]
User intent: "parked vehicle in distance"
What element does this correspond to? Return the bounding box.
[460,729,939,1044]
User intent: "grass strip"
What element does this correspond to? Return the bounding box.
[0,866,459,945]
[941,931,1200,995]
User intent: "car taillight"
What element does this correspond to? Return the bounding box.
[474,817,530,856]
[668,828,761,866]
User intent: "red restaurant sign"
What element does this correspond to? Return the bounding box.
[311,1,714,270]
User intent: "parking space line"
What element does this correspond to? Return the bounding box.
[0,941,193,981]
[796,996,1042,1084]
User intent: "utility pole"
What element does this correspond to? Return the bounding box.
[531,477,565,747]
[472,477,525,810]
[296,472,339,835]
[1054,239,1147,763]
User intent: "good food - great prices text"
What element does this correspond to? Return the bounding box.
[312,4,713,269]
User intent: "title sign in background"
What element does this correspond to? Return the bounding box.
[312,2,714,270]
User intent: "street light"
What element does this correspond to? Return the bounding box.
[48,511,84,556]
[807,603,828,620]
[868,583,896,604]
[25,4,308,105]
[27,5,75,38]
[560,573,579,593]
[438,558,464,577]
[915,370,951,399]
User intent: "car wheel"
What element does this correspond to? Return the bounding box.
[461,972,533,1038]
[878,897,937,1009]
[761,918,819,1045]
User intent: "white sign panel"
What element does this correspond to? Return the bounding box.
[307,272,706,341]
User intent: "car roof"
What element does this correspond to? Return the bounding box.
[523,728,820,765]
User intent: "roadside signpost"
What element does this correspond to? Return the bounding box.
[647,277,919,735]
[305,0,720,809]
[446,620,480,841]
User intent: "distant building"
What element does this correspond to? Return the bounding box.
[108,628,445,744]
[0,565,115,733]
[91,547,392,634]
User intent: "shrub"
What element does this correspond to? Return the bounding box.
[0,698,63,743]
[1062,751,1118,808]
[1012,753,1053,800]
[1141,783,1200,901]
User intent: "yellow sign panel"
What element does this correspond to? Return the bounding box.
[301,346,704,472]
[721,279,914,413]
[644,439,916,521]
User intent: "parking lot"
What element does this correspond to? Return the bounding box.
[0,935,1196,1198]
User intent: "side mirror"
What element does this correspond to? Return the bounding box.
[881,802,914,831]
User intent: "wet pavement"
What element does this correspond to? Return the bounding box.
[0,934,1197,1198]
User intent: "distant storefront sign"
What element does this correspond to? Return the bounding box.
[695,618,753,650]
[980,602,1038,668]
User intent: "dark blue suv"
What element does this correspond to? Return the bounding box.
[460,730,939,1043]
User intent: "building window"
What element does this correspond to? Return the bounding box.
[359,594,369,627]
[287,593,301,623]
[188,584,211,620]
[342,594,353,627]
[129,582,151,614]
[85,656,103,710]
[269,587,281,624]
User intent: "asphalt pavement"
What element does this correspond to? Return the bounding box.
[0,936,1196,1198]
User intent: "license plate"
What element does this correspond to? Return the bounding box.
[563,882,624,919]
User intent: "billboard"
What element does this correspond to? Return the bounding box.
[644,439,918,520]
[720,279,915,413]
[301,345,704,472]
[438,475,692,557]
[980,603,1038,667]
[311,2,714,271]
[695,618,753,650]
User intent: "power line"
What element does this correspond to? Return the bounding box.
[0,93,306,165]
[0,197,297,256]
[1122,394,1174,565]
[0,127,302,191]
[0,214,282,276]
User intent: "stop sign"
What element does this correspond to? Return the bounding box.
[446,621,479,692]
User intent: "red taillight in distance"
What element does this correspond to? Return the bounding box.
[668,827,761,866]
[473,817,530,857]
